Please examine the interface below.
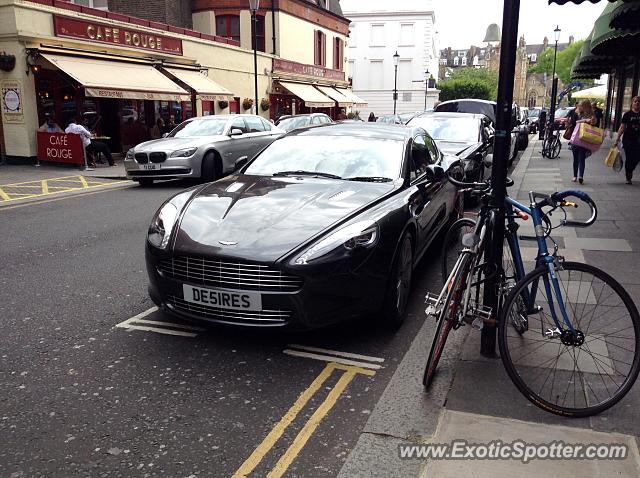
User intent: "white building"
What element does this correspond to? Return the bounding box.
[341,0,439,118]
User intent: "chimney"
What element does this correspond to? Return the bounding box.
[569,35,575,45]
[543,36,549,49]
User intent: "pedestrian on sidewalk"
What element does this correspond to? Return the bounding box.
[569,100,597,184]
[614,96,640,185]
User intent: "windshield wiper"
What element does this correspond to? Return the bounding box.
[273,170,342,179]
[344,176,393,183]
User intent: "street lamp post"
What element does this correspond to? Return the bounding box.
[249,0,260,115]
[549,25,561,129]
[424,70,430,110]
[393,51,399,114]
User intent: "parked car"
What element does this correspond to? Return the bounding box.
[527,107,542,134]
[124,114,284,186]
[515,104,530,150]
[275,113,333,132]
[145,123,461,330]
[434,99,520,166]
[408,112,492,184]
[398,111,423,124]
[376,114,403,125]
[554,107,576,130]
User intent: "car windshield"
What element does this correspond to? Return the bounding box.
[245,136,404,180]
[555,110,570,119]
[528,109,540,118]
[276,117,311,132]
[169,118,227,137]
[408,116,480,142]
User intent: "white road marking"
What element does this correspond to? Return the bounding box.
[283,350,382,370]
[115,307,158,328]
[286,344,385,363]
[115,307,202,337]
[124,324,198,338]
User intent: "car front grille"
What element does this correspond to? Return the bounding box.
[135,153,148,164]
[167,295,291,325]
[158,256,304,292]
[150,152,167,163]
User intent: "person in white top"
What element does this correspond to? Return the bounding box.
[65,116,114,166]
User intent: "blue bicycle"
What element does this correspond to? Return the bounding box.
[425,175,640,417]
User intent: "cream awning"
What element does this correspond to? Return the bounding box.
[334,88,368,107]
[42,54,190,102]
[315,86,351,107]
[164,68,234,101]
[279,81,334,108]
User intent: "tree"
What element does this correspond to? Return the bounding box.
[439,67,498,101]
[529,40,585,85]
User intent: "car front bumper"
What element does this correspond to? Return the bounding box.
[124,155,201,180]
[145,244,388,330]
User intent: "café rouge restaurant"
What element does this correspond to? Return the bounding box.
[0,0,269,162]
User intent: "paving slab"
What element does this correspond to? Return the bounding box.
[564,237,632,252]
[421,410,640,478]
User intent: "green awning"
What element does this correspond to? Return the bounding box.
[570,27,620,79]
[610,0,640,29]
[590,0,640,56]
[548,0,629,5]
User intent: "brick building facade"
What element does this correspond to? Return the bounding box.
[108,0,193,29]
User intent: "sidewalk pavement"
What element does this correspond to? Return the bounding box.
[0,157,128,183]
[339,137,640,477]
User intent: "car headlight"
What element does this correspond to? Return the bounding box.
[148,191,193,249]
[170,147,197,158]
[294,220,379,265]
[126,149,134,160]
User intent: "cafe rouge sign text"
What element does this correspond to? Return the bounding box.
[53,15,183,56]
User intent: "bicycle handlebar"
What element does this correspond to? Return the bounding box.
[533,190,597,227]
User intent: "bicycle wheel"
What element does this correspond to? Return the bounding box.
[499,261,640,417]
[502,232,528,335]
[441,217,476,284]
[424,253,473,388]
[549,136,561,159]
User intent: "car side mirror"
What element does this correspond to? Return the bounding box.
[234,156,248,171]
[162,133,168,138]
[425,164,445,182]
[484,154,493,169]
[229,128,243,137]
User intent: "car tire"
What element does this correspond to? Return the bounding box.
[379,232,413,330]
[201,151,218,183]
[137,178,154,187]
[519,133,529,150]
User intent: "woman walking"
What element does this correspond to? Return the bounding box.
[569,100,597,184]
[614,96,640,185]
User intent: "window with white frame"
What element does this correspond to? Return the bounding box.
[399,23,414,46]
[398,59,412,89]
[461,56,467,66]
[348,60,356,87]
[453,56,459,66]
[71,0,108,9]
[369,60,384,89]
[349,23,356,47]
[370,24,384,46]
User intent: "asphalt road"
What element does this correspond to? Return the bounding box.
[0,179,445,478]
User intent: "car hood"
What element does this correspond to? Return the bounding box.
[135,136,228,151]
[173,175,397,262]
[435,140,481,157]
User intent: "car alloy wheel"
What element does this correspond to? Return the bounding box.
[381,233,413,329]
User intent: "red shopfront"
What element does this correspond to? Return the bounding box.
[33,15,195,153]
[270,58,348,120]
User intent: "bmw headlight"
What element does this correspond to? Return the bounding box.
[148,191,193,249]
[126,149,134,160]
[170,147,197,158]
[294,220,379,265]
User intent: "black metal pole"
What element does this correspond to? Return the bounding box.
[482,0,520,357]
[271,0,276,56]
[252,10,259,115]
[393,64,398,114]
[549,41,559,126]
[424,74,428,110]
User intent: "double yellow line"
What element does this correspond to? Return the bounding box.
[233,362,375,478]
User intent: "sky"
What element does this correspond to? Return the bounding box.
[433,0,605,49]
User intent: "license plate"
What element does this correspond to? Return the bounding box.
[182,284,262,311]
[142,163,159,170]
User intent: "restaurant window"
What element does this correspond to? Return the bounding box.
[333,38,344,70]
[314,30,326,67]
[216,15,240,44]
[71,0,108,9]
